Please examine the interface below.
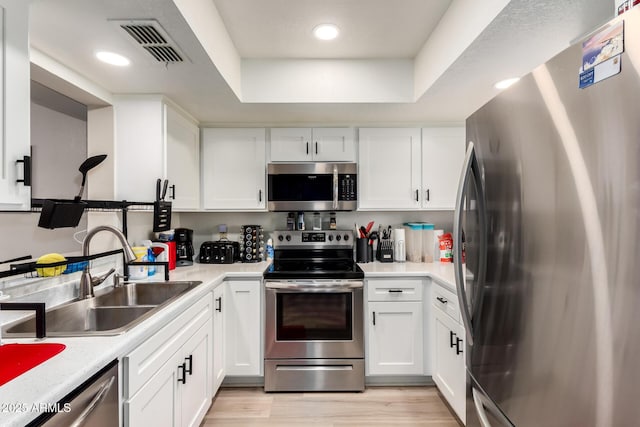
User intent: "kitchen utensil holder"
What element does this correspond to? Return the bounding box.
[356,238,370,263]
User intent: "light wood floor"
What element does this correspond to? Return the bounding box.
[201,386,461,426]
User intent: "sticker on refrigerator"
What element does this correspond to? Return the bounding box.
[579,20,624,89]
[579,55,622,89]
[582,20,624,71]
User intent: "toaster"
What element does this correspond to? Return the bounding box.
[199,241,240,264]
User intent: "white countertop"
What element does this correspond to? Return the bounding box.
[0,260,457,426]
[0,262,268,427]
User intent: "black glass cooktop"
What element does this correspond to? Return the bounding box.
[263,249,364,280]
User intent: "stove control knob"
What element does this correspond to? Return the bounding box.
[278,235,284,242]
[336,234,342,241]
[328,235,334,241]
[285,235,292,242]
[343,234,350,241]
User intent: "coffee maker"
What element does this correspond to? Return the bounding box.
[174,228,194,266]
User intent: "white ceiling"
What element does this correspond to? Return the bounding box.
[28,0,613,124]
[213,0,452,59]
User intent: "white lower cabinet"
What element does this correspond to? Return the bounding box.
[224,280,262,376]
[180,323,212,427]
[431,283,466,423]
[123,294,213,427]
[212,284,226,394]
[366,279,425,376]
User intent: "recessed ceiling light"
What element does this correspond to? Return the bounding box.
[313,24,339,41]
[494,77,520,90]
[95,51,130,66]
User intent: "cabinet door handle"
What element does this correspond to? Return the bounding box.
[315,142,318,155]
[259,189,262,202]
[450,331,456,348]
[185,355,193,375]
[372,311,376,326]
[169,184,176,199]
[178,363,187,384]
[456,337,464,355]
[216,296,222,312]
[415,189,419,202]
[436,296,448,304]
[306,142,309,155]
[388,289,403,293]
[426,189,430,201]
[16,156,31,186]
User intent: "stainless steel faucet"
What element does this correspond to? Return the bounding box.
[79,225,137,299]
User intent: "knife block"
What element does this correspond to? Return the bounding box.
[377,239,394,263]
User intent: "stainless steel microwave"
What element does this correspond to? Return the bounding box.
[267,162,357,211]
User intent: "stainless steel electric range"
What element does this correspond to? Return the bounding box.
[263,230,365,392]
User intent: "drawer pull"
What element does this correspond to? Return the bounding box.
[372,311,376,326]
[185,355,193,375]
[388,289,404,293]
[450,331,456,348]
[178,363,187,384]
[436,296,448,304]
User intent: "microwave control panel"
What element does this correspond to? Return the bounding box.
[339,175,357,201]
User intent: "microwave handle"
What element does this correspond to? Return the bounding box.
[333,164,339,210]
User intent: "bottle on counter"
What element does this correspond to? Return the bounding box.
[266,238,274,261]
[313,212,322,230]
[287,212,295,231]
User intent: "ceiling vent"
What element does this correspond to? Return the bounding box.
[112,19,188,64]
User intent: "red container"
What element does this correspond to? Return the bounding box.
[166,241,177,270]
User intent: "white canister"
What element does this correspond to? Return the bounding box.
[394,228,406,262]
[422,223,435,263]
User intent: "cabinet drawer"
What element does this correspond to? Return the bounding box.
[367,279,423,302]
[432,282,460,323]
[123,294,213,399]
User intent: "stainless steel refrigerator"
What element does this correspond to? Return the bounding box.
[455,8,640,427]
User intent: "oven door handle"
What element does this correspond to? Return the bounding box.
[265,280,363,290]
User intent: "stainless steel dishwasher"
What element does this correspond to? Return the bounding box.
[28,359,119,427]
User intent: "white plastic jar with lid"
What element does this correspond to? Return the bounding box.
[403,223,423,262]
[422,223,435,263]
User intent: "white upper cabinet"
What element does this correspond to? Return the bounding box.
[358,127,465,211]
[201,128,266,211]
[114,96,200,209]
[166,107,200,210]
[358,128,422,210]
[270,128,355,162]
[421,127,465,210]
[0,1,31,210]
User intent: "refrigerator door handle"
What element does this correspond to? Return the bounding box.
[454,141,488,346]
[472,386,514,427]
[454,142,475,344]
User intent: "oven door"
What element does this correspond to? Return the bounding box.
[265,280,364,359]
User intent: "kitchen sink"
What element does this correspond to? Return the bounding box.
[93,281,200,307]
[2,280,202,337]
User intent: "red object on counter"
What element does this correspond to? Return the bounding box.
[166,241,177,270]
[0,343,66,386]
[438,233,454,263]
